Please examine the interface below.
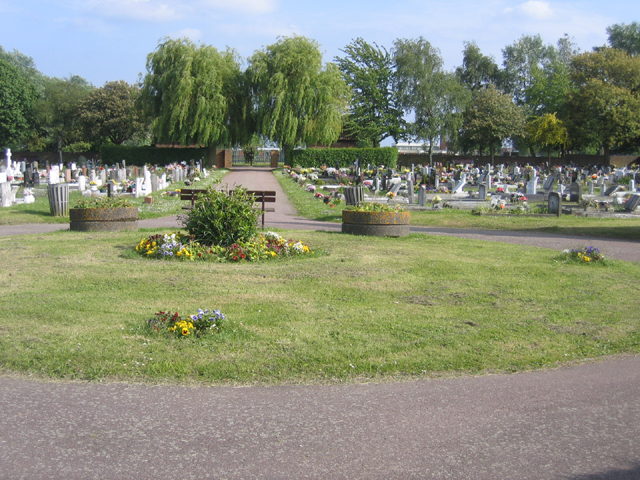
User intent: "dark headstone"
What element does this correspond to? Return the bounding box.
[548,192,562,217]
[604,185,622,196]
[624,194,640,212]
[569,183,582,203]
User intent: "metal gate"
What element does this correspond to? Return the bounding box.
[231,148,278,166]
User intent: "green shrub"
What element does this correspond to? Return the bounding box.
[289,147,398,169]
[182,187,260,246]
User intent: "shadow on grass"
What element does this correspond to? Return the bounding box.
[538,226,640,241]
[564,462,640,479]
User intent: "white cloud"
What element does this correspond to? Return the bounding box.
[516,1,555,20]
[83,0,181,22]
[169,27,202,42]
[200,0,277,15]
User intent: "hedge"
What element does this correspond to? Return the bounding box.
[99,145,208,167]
[288,147,398,169]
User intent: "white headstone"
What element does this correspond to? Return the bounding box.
[78,175,86,191]
[135,178,143,198]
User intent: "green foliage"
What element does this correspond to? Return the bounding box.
[79,80,147,147]
[247,36,349,160]
[564,48,640,161]
[335,38,405,147]
[460,85,526,161]
[393,37,470,162]
[455,41,500,92]
[139,38,243,147]
[345,202,405,212]
[99,145,207,166]
[182,187,260,246]
[607,22,640,56]
[74,196,133,209]
[33,75,93,152]
[289,147,398,169]
[526,113,569,160]
[0,58,37,147]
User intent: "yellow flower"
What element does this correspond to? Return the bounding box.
[182,328,190,336]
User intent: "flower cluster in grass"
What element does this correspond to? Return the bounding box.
[561,246,607,264]
[147,309,225,338]
[135,231,312,262]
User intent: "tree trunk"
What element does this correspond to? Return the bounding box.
[489,141,495,165]
[603,144,611,167]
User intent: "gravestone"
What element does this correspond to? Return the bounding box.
[434,176,439,189]
[135,178,143,198]
[589,182,594,195]
[569,183,582,203]
[100,170,107,185]
[542,175,556,194]
[478,184,487,200]
[629,180,636,192]
[1,182,12,207]
[548,192,562,217]
[407,180,414,203]
[526,174,538,195]
[418,185,426,206]
[389,182,402,196]
[604,185,622,196]
[381,174,387,191]
[624,194,640,212]
[453,174,467,194]
[374,177,381,192]
[150,174,159,193]
[477,173,486,185]
[78,176,86,191]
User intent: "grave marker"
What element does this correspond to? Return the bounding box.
[548,192,562,216]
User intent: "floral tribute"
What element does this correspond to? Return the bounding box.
[147,308,226,337]
[135,231,312,262]
[561,246,606,264]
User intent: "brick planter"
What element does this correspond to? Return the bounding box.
[342,210,410,237]
[70,207,139,232]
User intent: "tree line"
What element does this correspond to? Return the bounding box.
[1,21,640,165]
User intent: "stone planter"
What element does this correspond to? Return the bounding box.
[342,210,410,237]
[70,207,139,232]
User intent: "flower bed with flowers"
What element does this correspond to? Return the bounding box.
[135,231,312,262]
[560,246,608,265]
[146,308,226,338]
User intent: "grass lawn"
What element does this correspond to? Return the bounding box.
[274,169,640,241]
[0,168,229,226]
[1,228,638,385]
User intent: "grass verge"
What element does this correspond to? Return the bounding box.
[1,228,639,385]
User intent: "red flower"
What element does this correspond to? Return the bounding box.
[233,256,238,261]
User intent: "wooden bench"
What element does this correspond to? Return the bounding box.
[180,188,276,229]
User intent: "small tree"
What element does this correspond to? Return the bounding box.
[460,85,526,163]
[526,113,569,161]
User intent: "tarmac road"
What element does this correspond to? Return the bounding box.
[1,167,639,479]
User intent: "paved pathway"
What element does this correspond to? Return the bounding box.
[1,167,640,479]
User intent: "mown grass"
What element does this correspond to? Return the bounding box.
[274,169,640,241]
[0,168,229,225]
[1,228,639,385]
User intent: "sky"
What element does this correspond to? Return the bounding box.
[0,0,637,88]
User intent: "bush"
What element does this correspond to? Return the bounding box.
[100,145,208,166]
[289,147,398,169]
[182,187,260,246]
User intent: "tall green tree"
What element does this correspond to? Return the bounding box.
[501,34,555,106]
[455,41,500,92]
[247,36,349,162]
[607,22,640,56]
[139,38,244,163]
[393,37,470,164]
[79,80,147,147]
[0,58,37,148]
[460,85,526,163]
[563,47,640,164]
[33,75,93,155]
[334,37,405,147]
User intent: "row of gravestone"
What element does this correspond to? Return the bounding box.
[548,192,640,215]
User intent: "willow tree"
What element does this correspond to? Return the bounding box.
[139,38,244,164]
[247,36,349,162]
